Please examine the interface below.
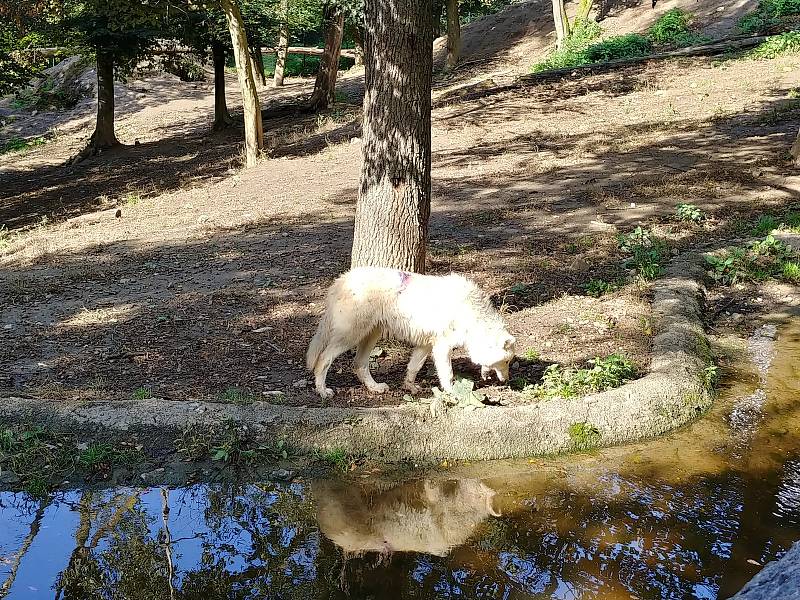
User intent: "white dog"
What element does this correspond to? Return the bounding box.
[306,266,515,399]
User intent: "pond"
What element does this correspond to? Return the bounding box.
[1,318,798,599]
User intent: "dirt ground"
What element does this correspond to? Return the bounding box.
[1,0,799,409]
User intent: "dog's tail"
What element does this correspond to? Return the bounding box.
[306,312,331,372]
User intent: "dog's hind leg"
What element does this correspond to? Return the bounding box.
[403,345,431,394]
[313,336,355,399]
[353,328,389,393]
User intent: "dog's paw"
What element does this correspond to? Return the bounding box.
[318,387,335,399]
[368,382,390,394]
[403,381,422,394]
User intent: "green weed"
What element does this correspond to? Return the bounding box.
[618,226,668,280]
[219,387,256,405]
[523,348,540,361]
[320,448,351,472]
[783,212,800,232]
[648,9,706,46]
[1,136,47,155]
[706,234,797,285]
[753,214,779,235]
[782,260,800,282]
[749,31,800,59]
[738,0,800,33]
[584,34,652,62]
[531,18,602,72]
[676,202,704,223]
[582,278,619,297]
[530,353,636,399]
[701,365,720,390]
[568,422,601,450]
[131,386,152,400]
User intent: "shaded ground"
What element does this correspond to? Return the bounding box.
[1,0,799,408]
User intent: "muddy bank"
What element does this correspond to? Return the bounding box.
[0,256,714,462]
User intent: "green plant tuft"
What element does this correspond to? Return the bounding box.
[583,34,652,62]
[749,31,800,59]
[568,422,601,450]
[705,234,797,285]
[738,0,800,33]
[530,353,636,399]
[132,386,152,400]
[676,203,704,223]
[618,226,668,280]
[582,278,619,297]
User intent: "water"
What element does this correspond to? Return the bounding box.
[1,319,798,599]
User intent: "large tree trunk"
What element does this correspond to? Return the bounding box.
[446,0,461,69]
[252,44,267,86]
[220,0,264,168]
[350,0,433,272]
[211,42,233,130]
[274,0,289,86]
[307,6,345,111]
[552,0,570,49]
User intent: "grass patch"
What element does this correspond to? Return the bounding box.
[648,8,706,47]
[131,386,152,400]
[1,136,47,155]
[531,18,602,72]
[738,0,800,33]
[748,31,800,59]
[706,234,799,285]
[783,211,800,232]
[676,202,705,223]
[782,260,800,282]
[523,348,540,361]
[218,387,257,405]
[175,420,288,465]
[582,278,619,297]
[753,214,779,235]
[568,422,601,451]
[618,226,668,280]
[584,33,652,62]
[320,448,351,473]
[529,353,636,399]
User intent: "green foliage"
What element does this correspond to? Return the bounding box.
[76,442,141,473]
[433,377,487,408]
[752,214,779,235]
[702,365,720,390]
[782,260,800,282]
[531,18,601,72]
[1,136,47,155]
[705,234,798,285]
[530,353,636,399]
[320,448,351,472]
[648,8,706,47]
[582,278,618,297]
[584,33,652,62]
[259,52,354,78]
[618,226,668,280]
[749,31,800,59]
[676,202,704,223]
[176,420,288,465]
[738,0,800,33]
[162,54,206,81]
[523,348,540,361]
[0,427,73,495]
[131,386,152,400]
[568,422,601,450]
[783,211,800,232]
[219,387,256,404]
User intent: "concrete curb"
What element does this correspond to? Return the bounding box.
[732,542,800,600]
[0,256,715,462]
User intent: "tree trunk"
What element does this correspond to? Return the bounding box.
[211,42,233,130]
[307,6,345,111]
[433,0,445,38]
[351,25,365,67]
[552,0,570,49]
[0,501,47,595]
[574,0,594,23]
[446,0,461,69]
[220,0,263,168]
[93,47,119,149]
[252,44,267,86]
[350,0,433,272]
[791,128,800,166]
[274,0,289,86]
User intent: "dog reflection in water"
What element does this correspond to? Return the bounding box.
[314,477,500,557]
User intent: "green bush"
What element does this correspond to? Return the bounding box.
[531,353,636,399]
[749,31,800,59]
[648,9,705,46]
[531,18,602,72]
[705,234,798,285]
[584,34,652,62]
[738,0,800,33]
[618,226,668,280]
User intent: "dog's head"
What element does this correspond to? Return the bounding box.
[470,333,515,383]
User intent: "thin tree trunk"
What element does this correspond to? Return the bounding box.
[274,0,289,86]
[220,0,263,168]
[351,25,365,67]
[307,6,345,111]
[552,0,570,49]
[252,44,267,86]
[574,0,594,23]
[433,0,445,38]
[446,0,461,69]
[93,47,119,148]
[212,42,233,130]
[791,128,800,166]
[350,0,433,272]
[161,488,176,600]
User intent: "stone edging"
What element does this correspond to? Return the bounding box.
[0,257,715,462]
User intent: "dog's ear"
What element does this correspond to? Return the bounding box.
[504,335,516,351]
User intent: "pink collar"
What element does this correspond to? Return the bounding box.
[399,271,412,292]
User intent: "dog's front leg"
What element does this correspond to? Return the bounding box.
[403,345,431,394]
[432,343,454,393]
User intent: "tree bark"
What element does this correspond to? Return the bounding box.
[433,0,445,38]
[350,0,433,272]
[307,6,345,111]
[446,0,461,69]
[211,42,233,130]
[93,47,119,149]
[575,0,594,23]
[252,44,267,86]
[552,0,570,49]
[274,0,289,86]
[220,0,263,168]
[791,128,800,166]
